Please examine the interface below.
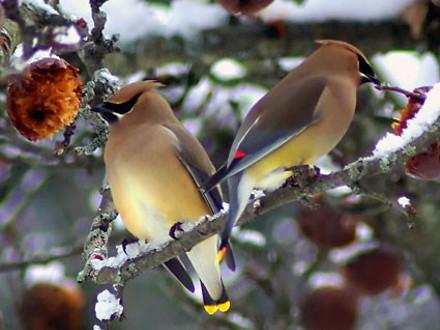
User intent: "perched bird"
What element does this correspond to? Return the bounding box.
[204,40,380,260]
[92,81,234,315]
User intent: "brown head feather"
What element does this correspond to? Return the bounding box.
[109,80,164,104]
[315,39,370,63]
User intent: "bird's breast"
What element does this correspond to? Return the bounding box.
[104,125,210,241]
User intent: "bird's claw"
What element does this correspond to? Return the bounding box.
[169,221,184,240]
[283,165,320,188]
[121,237,138,255]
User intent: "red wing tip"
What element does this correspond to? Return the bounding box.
[234,150,247,159]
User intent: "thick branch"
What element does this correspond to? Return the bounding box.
[79,90,440,285]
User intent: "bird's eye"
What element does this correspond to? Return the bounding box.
[100,111,119,124]
[102,94,139,115]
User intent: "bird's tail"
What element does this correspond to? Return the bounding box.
[186,235,230,314]
[201,280,230,315]
[217,173,254,263]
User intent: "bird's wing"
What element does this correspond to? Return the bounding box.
[203,75,327,191]
[164,123,236,271]
[163,258,195,292]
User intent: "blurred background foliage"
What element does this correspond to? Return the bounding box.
[0,0,440,329]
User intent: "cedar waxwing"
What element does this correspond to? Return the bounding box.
[203,40,380,260]
[92,81,235,314]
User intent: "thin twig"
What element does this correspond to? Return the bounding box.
[0,244,83,272]
[375,84,427,101]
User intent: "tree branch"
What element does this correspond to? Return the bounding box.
[0,244,83,272]
[78,85,440,286]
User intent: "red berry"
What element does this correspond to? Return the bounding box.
[300,286,358,330]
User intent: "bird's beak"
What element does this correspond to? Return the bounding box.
[360,72,381,86]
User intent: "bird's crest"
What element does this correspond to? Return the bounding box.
[315,39,369,64]
[109,80,164,105]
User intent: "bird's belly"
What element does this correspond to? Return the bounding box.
[108,163,210,243]
[247,121,350,190]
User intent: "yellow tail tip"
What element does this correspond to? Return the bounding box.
[216,246,227,264]
[204,304,218,315]
[218,300,231,313]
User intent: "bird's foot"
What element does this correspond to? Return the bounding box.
[250,189,265,214]
[284,165,320,188]
[306,165,320,181]
[169,221,184,240]
[121,237,139,255]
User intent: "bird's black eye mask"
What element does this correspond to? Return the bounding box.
[358,55,381,85]
[90,93,141,124]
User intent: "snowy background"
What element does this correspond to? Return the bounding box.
[1,0,440,329]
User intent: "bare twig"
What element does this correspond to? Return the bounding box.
[375,84,427,101]
[82,0,118,72]
[0,244,83,272]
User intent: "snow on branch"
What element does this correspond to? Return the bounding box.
[78,84,440,288]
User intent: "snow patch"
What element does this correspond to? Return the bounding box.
[211,58,247,81]
[373,52,439,104]
[309,272,344,288]
[398,196,411,208]
[21,0,58,15]
[259,0,414,22]
[373,83,440,158]
[95,290,124,321]
[232,228,266,247]
[24,262,65,287]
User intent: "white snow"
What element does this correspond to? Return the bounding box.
[398,196,411,208]
[278,57,304,71]
[54,25,82,45]
[356,222,373,241]
[183,118,202,136]
[10,45,59,69]
[165,0,228,39]
[60,0,227,43]
[99,69,121,85]
[95,290,124,321]
[59,0,414,44]
[227,313,255,329]
[373,51,439,105]
[315,154,341,175]
[259,0,415,22]
[309,272,344,288]
[24,262,65,287]
[124,71,147,85]
[373,83,440,158]
[251,189,266,199]
[20,0,58,15]
[326,185,352,197]
[328,241,379,264]
[293,260,308,275]
[232,228,266,247]
[93,326,103,330]
[210,58,247,81]
[91,240,150,271]
[156,62,189,77]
